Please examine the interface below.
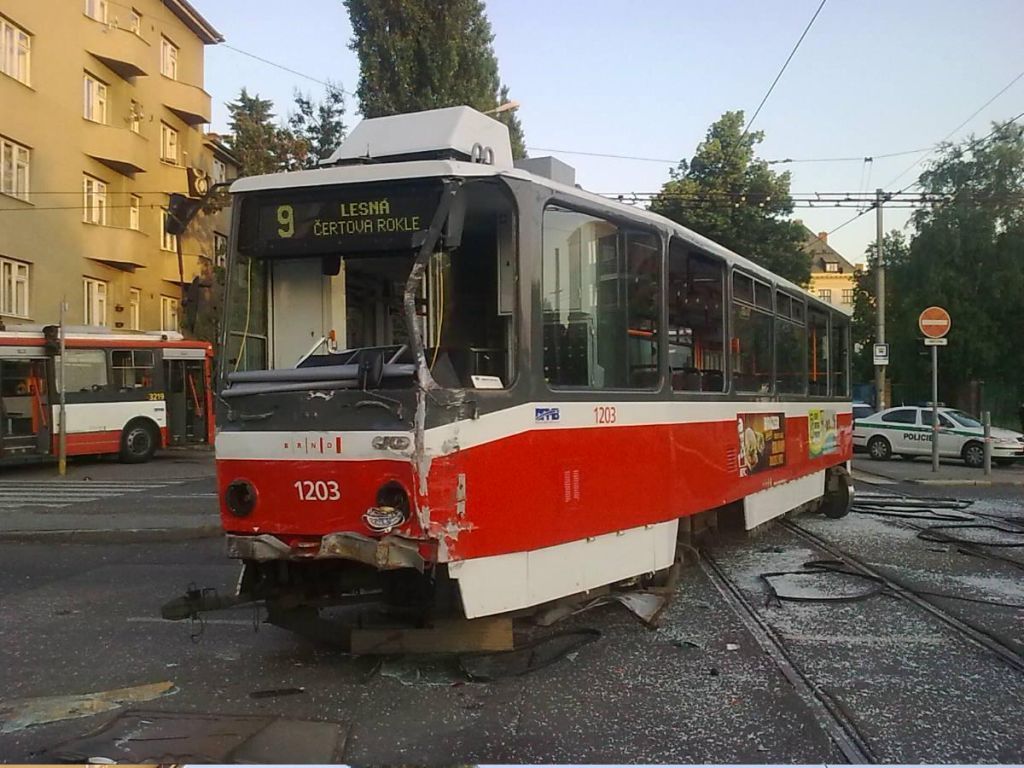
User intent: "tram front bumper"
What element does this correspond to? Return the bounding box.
[225,532,425,571]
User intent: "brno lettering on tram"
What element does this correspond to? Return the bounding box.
[212,106,853,630]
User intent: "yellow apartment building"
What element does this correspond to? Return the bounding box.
[800,222,859,311]
[0,0,235,333]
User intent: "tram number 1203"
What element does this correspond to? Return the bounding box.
[294,480,341,501]
[594,406,617,425]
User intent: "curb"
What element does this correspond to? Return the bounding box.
[0,524,222,544]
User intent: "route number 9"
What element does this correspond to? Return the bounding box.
[277,204,294,238]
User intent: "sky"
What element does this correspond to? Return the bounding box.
[190,0,1024,264]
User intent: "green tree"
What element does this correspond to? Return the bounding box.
[289,82,348,168]
[226,88,306,175]
[850,230,909,384]
[650,111,809,285]
[344,0,526,158]
[874,120,1024,419]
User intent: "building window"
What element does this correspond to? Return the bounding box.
[841,288,854,304]
[84,0,108,23]
[128,194,141,230]
[817,288,832,303]
[542,206,661,389]
[128,100,142,133]
[0,256,30,318]
[128,9,141,34]
[160,37,178,80]
[84,277,108,326]
[160,123,178,163]
[160,295,179,331]
[1,136,30,201]
[129,287,141,330]
[83,175,107,225]
[214,232,228,268]
[212,158,227,184]
[824,262,839,273]
[0,16,31,86]
[83,73,108,124]
[161,210,177,252]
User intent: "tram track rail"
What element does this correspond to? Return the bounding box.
[781,519,1024,675]
[699,552,877,764]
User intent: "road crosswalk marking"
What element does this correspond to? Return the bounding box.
[0,480,191,510]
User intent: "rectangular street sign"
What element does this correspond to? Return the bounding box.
[924,338,948,346]
[872,343,890,365]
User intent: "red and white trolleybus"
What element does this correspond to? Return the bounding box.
[0,327,213,465]
[209,107,853,632]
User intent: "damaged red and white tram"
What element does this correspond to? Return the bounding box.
[209,106,852,631]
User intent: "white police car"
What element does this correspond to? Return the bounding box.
[853,406,1024,468]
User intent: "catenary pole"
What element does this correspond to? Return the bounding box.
[58,297,67,477]
[875,189,886,410]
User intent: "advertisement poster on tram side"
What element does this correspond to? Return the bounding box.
[807,408,839,458]
[737,412,786,477]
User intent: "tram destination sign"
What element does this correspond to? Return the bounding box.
[239,183,442,257]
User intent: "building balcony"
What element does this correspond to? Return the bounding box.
[83,122,149,177]
[84,20,150,80]
[81,223,150,271]
[161,77,212,125]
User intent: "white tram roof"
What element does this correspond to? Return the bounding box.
[231,107,849,316]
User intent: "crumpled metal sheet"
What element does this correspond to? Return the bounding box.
[0,681,174,734]
[47,709,345,764]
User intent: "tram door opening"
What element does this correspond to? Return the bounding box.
[0,358,52,458]
[164,356,208,445]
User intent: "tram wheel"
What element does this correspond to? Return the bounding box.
[820,467,852,519]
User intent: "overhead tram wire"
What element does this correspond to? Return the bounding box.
[743,0,828,134]
[882,68,1024,189]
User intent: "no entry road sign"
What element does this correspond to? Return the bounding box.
[918,306,951,339]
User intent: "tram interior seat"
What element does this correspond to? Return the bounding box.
[671,367,725,392]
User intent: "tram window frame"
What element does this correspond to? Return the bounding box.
[667,240,726,393]
[807,306,829,396]
[775,290,807,395]
[731,270,774,394]
[111,349,156,390]
[830,312,850,398]
[541,204,662,391]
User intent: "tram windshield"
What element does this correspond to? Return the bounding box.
[222,179,517,396]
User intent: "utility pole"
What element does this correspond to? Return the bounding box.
[58,297,67,477]
[875,188,886,410]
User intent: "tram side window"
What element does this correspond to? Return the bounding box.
[808,308,829,396]
[55,349,108,392]
[731,273,773,393]
[542,206,661,389]
[111,350,155,389]
[668,242,725,392]
[775,292,806,394]
[830,314,849,397]
[225,251,269,373]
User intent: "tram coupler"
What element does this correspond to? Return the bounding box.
[161,584,255,621]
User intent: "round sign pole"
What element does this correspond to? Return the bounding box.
[918,307,951,473]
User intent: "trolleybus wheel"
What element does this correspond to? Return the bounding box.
[867,436,892,461]
[120,420,158,464]
[962,441,984,469]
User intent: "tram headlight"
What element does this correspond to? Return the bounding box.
[362,481,411,533]
[225,479,257,518]
[372,435,411,451]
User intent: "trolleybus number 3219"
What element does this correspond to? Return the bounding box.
[294,480,341,501]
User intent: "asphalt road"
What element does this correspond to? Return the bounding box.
[1,476,1022,763]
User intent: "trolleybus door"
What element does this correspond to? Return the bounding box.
[162,349,208,445]
[0,357,52,458]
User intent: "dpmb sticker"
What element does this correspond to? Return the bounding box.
[737,412,786,477]
[535,407,561,422]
